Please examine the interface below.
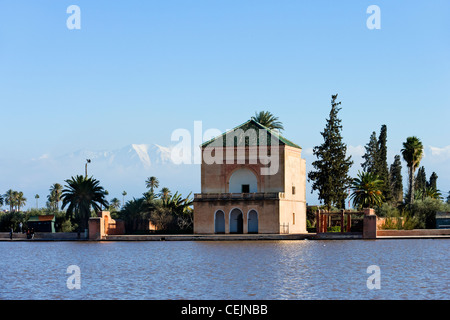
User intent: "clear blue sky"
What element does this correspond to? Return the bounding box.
[0,1,449,205]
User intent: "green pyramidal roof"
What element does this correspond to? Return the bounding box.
[201,119,301,149]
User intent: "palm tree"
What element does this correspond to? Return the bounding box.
[49,183,63,211]
[35,194,40,208]
[12,191,19,211]
[109,197,121,211]
[0,194,3,208]
[145,176,159,193]
[119,197,146,232]
[102,190,109,210]
[122,191,127,207]
[163,192,193,215]
[16,192,27,212]
[251,111,284,132]
[4,189,17,212]
[349,171,384,209]
[159,187,171,202]
[61,175,108,234]
[401,136,424,205]
[415,187,442,201]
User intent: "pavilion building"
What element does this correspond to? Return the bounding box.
[193,119,307,234]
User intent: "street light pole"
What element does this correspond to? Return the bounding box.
[85,159,91,178]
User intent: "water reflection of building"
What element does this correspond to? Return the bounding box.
[194,119,307,234]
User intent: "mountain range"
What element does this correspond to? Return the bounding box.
[58,144,176,170]
[0,143,200,209]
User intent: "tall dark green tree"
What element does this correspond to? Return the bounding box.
[428,172,438,190]
[415,166,427,192]
[308,94,353,210]
[361,131,378,173]
[374,125,391,201]
[389,155,403,204]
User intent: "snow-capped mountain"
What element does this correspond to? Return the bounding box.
[0,143,200,209]
[60,143,175,170]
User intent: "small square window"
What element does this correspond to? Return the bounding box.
[242,184,250,193]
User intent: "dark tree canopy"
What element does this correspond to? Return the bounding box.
[415,166,427,192]
[361,125,391,202]
[375,125,391,201]
[251,111,284,132]
[428,172,438,190]
[308,94,353,210]
[361,131,378,173]
[389,155,403,204]
[61,175,109,231]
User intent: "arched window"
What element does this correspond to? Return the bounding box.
[229,168,258,193]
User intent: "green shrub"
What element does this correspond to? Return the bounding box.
[380,217,398,230]
[376,202,400,218]
[327,226,341,232]
[410,198,449,229]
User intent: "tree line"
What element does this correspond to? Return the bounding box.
[110,176,193,234]
[0,175,193,234]
[307,94,449,229]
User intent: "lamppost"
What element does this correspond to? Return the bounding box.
[85,159,91,178]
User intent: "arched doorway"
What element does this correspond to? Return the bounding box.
[230,208,243,234]
[215,210,225,234]
[247,210,258,234]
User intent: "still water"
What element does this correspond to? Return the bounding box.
[0,239,448,300]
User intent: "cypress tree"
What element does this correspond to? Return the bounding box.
[375,125,391,201]
[308,94,354,210]
[389,155,403,205]
[428,172,438,190]
[361,131,378,173]
[415,166,427,192]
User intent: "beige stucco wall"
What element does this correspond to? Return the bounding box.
[201,146,285,193]
[195,144,307,234]
[193,200,280,234]
[279,146,307,233]
[279,199,307,233]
